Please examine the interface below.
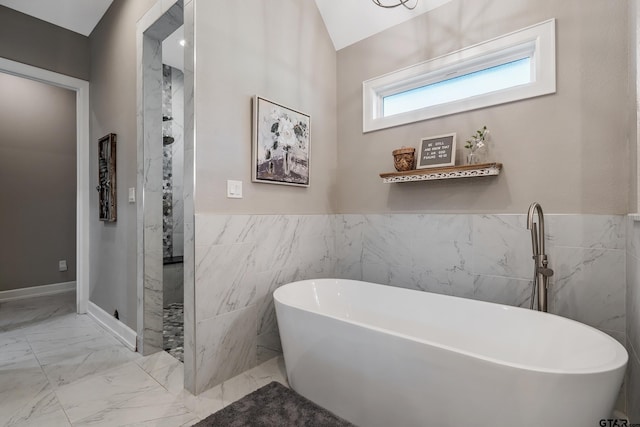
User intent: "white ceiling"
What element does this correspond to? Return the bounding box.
[0,0,113,36]
[0,0,452,50]
[314,0,453,50]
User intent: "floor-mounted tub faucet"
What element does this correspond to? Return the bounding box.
[527,202,554,312]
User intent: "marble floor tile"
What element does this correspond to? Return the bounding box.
[0,292,76,332]
[0,355,53,426]
[55,361,194,426]
[3,291,290,427]
[0,333,33,366]
[139,351,185,395]
[40,344,141,388]
[27,325,117,358]
[2,385,71,427]
[136,349,179,373]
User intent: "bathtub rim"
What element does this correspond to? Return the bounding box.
[274,278,628,376]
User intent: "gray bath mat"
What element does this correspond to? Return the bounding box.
[194,381,356,427]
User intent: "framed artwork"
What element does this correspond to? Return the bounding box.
[97,133,117,222]
[252,96,310,187]
[416,133,456,169]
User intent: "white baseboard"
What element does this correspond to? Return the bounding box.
[87,301,137,352]
[0,281,76,302]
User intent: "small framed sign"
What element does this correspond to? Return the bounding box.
[416,133,456,169]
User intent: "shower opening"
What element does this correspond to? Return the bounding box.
[161,27,185,363]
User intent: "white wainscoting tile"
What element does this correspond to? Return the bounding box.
[472,214,532,280]
[551,247,625,333]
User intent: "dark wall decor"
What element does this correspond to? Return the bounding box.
[416,133,456,169]
[252,96,311,187]
[97,133,117,222]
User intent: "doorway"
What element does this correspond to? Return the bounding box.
[137,0,195,393]
[0,57,91,314]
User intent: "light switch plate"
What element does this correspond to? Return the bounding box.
[128,188,136,203]
[227,180,243,198]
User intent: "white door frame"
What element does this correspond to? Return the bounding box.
[0,57,90,314]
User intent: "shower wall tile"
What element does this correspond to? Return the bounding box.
[257,331,282,365]
[361,214,414,289]
[360,214,475,298]
[627,216,640,259]
[411,214,473,297]
[628,250,640,362]
[628,347,640,423]
[195,214,254,247]
[182,0,196,394]
[173,188,184,235]
[472,215,532,280]
[163,262,184,306]
[193,214,335,392]
[173,231,184,258]
[195,242,258,319]
[251,216,306,273]
[194,306,257,394]
[627,215,640,413]
[472,275,532,308]
[546,215,625,250]
[355,213,626,336]
[191,212,629,397]
[550,247,625,333]
[335,215,364,280]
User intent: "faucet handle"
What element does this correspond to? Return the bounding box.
[538,267,554,277]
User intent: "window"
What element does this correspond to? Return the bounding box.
[363,19,556,133]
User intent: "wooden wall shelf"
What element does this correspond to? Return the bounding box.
[380,162,502,183]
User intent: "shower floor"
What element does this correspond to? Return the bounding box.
[163,302,184,363]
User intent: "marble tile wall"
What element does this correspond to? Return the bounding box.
[163,262,184,306]
[161,64,185,260]
[626,216,640,422]
[336,214,626,340]
[182,0,196,394]
[136,0,184,357]
[193,213,628,399]
[193,214,335,394]
[162,64,174,259]
[170,67,185,258]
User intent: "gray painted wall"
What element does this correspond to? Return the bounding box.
[193,0,338,215]
[0,5,89,81]
[337,0,629,214]
[89,0,156,330]
[190,0,337,392]
[0,73,76,291]
[630,0,639,213]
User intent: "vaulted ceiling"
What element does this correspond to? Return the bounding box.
[0,0,113,37]
[0,0,452,50]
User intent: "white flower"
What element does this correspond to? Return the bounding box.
[278,118,296,150]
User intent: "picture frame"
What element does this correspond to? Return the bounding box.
[252,96,310,187]
[416,133,456,169]
[97,133,117,222]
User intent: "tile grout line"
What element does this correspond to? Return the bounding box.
[23,329,75,426]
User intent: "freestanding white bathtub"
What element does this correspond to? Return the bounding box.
[274,279,628,427]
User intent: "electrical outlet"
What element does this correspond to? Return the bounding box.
[58,260,67,272]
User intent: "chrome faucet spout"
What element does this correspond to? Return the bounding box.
[526,202,553,312]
